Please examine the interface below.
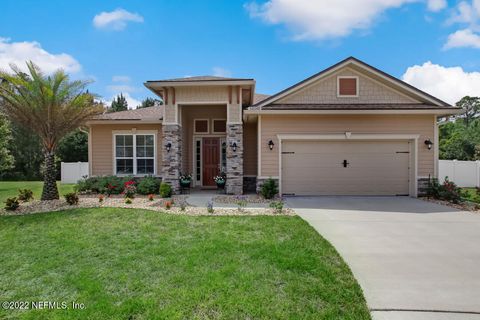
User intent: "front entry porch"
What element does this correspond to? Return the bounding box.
[161,104,243,194]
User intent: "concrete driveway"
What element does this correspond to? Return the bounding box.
[286,196,480,320]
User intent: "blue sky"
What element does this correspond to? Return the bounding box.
[1,0,479,106]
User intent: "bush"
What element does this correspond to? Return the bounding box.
[125,198,132,204]
[269,200,284,214]
[75,176,131,195]
[17,189,34,202]
[148,194,155,201]
[427,177,464,204]
[123,181,136,198]
[164,200,172,210]
[260,178,278,199]
[160,182,172,198]
[137,176,160,195]
[64,192,79,205]
[4,197,20,211]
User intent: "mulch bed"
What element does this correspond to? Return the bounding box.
[420,197,480,213]
[0,195,295,216]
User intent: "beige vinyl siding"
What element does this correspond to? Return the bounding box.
[180,105,227,174]
[243,121,258,176]
[89,124,162,176]
[260,114,434,177]
[277,68,418,105]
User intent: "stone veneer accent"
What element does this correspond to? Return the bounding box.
[226,124,243,194]
[417,177,431,196]
[162,124,182,193]
[243,176,257,194]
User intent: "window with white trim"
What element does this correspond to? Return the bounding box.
[115,134,155,175]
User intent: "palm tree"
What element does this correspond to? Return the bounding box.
[0,61,103,200]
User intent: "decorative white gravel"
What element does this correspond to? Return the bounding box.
[213,194,279,204]
[0,195,295,216]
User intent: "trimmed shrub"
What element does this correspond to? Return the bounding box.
[18,189,34,202]
[260,178,278,199]
[137,176,160,195]
[4,197,20,211]
[64,192,79,205]
[160,182,172,198]
[427,177,464,204]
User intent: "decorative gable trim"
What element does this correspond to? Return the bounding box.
[252,57,451,109]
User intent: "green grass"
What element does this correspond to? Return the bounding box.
[462,188,480,203]
[0,208,370,319]
[0,181,75,204]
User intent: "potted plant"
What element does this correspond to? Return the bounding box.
[214,174,226,189]
[179,173,192,188]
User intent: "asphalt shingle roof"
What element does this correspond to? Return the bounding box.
[93,106,163,120]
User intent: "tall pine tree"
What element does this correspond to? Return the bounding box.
[109,93,128,112]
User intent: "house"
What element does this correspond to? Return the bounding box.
[86,57,460,196]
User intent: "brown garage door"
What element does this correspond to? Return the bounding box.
[281,140,410,196]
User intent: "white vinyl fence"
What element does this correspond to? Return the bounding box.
[61,162,89,184]
[438,160,480,187]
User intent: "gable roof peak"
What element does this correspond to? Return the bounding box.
[252,56,451,108]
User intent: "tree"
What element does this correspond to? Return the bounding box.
[4,122,44,180]
[109,93,128,112]
[0,112,14,172]
[0,61,103,200]
[57,129,88,162]
[439,114,480,160]
[137,97,162,109]
[456,96,480,127]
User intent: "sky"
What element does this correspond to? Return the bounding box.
[1,0,480,107]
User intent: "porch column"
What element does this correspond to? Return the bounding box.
[162,124,181,193]
[226,86,243,194]
[161,87,181,193]
[226,124,243,194]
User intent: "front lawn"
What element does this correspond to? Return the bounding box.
[0,208,370,319]
[0,181,75,204]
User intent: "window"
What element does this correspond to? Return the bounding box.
[195,139,201,182]
[115,133,155,175]
[338,76,358,97]
[194,119,209,133]
[221,140,227,173]
[213,119,226,133]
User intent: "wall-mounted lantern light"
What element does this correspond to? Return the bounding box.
[230,142,237,152]
[165,142,172,153]
[424,139,433,150]
[268,140,275,150]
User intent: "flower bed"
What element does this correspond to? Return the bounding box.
[213,194,277,204]
[1,195,295,216]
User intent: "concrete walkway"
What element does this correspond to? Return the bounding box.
[286,196,480,320]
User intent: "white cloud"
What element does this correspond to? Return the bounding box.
[427,0,447,11]
[444,28,480,49]
[245,0,444,40]
[93,8,144,31]
[212,67,232,77]
[447,0,480,26]
[112,75,131,82]
[103,92,142,109]
[0,37,81,73]
[402,61,480,104]
[106,84,138,93]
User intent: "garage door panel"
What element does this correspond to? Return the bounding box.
[282,141,410,196]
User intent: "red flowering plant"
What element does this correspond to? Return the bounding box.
[106,183,117,196]
[122,180,137,199]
